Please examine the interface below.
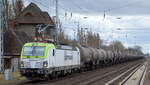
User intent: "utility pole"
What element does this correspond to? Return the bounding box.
[55,0,59,44]
[0,0,4,73]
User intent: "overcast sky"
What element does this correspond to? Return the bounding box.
[23,0,150,53]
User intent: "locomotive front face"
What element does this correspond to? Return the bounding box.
[21,46,46,68]
[20,43,55,69]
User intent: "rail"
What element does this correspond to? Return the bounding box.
[119,61,147,85]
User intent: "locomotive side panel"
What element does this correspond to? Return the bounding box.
[54,46,80,68]
[54,49,65,67]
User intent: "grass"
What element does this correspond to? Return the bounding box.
[0,72,28,85]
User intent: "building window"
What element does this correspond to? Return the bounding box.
[24,12,33,17]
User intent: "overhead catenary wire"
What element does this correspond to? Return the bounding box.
[22,0,150,33]
[105,0,142,13]
[23,0,150,45]
[30,0,74,19]
[25,0,145,20]
[26,0,78,34]
[30,0,54,11]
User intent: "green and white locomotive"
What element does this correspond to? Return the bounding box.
[20,42,80,79]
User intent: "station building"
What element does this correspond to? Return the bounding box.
[4,2,55,71]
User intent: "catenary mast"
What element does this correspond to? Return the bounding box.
[55,0,59,44]
[0,0,4,72]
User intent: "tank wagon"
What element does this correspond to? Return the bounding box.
[20,42,143,79]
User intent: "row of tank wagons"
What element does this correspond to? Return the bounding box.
[78,44,144,68]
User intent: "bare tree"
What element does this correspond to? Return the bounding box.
[12,0,24,17]
[109,41,125,51]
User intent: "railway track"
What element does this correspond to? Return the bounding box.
[118,61,147,85]
[72,64,139,85]
[105,59,148,85]
[70,60,143,85]
[19,59,145,85]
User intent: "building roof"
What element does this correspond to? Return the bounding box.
[4,29,32,56]
[16,3,55,25]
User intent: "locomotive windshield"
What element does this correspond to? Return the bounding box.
[23,46,45,56]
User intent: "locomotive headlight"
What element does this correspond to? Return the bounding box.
[20,61,24,67]
[43,61,48,67]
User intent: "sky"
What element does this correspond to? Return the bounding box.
[23,0,150,53]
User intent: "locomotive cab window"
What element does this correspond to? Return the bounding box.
[23,46,45,57]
